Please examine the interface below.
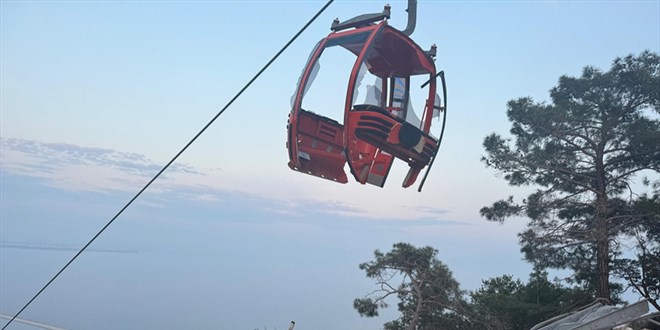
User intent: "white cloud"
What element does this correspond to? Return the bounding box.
[0,137,459,222]
[0,137,198,193]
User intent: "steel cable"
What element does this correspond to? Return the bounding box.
[2,1,334,328]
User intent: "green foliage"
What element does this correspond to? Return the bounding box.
[481,51,660,301]
[354,243,472,329]
[469,272,594,330]
[353,297,382,317]
[612,187,660,311]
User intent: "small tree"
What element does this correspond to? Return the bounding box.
[470,275,526,330]
[481,51,660,302]
[470,272,593,330]
[353,243,470,330]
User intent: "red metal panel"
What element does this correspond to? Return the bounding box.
[288,110,348,183]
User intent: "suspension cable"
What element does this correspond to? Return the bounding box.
[2,1,334,328]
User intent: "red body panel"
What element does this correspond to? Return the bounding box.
[345,105,437,187]
[288,110,348,183]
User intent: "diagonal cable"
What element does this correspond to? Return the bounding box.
[1,1,334,328]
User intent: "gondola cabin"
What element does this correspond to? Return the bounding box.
[287,4,445,190]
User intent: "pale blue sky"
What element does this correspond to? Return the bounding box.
[1,1,659,329]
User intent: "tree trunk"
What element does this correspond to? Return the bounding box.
[594,181,611,301]
[595,232,611,301]
[406,301,422,330]
[594,188,611,301]
[407,275,424,330]
[594,138,611,302]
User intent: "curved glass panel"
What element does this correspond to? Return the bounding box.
[293,31,372,123]
[291,40,322,108]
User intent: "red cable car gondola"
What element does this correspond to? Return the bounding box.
[287,1,447,191]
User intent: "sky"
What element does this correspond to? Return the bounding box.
[1,0,659,329]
